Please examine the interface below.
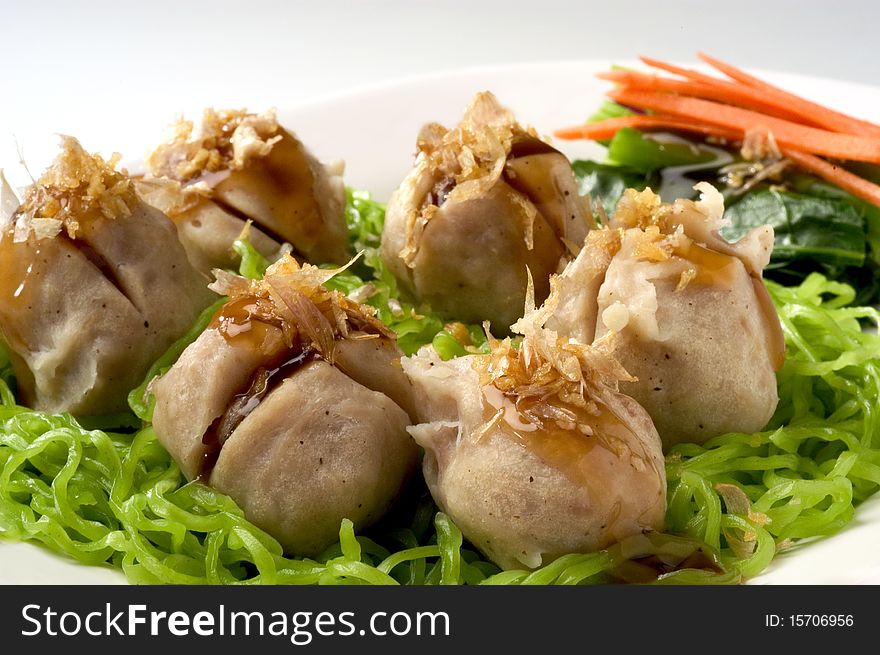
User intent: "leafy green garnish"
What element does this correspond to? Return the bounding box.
[572,159,658,218]
[586,99,633,124]
[232,235,270,280]
[788,173,880,267]
[607,127,717,173]
[721,180,878,304]
[723,188,866,271]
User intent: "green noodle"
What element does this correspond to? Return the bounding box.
[1,191,879,584]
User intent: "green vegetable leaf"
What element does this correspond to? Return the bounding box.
[788,172,880,267]
[607,127,717,174]
[232,236,270,280]
[722,188,866,273]
[0,339,15,405]
[587,100,633,124]
[571,159,659,218]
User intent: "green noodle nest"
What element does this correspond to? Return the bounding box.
[1,191,879,584]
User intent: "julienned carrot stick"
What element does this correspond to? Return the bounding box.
[640,56,750,90]
[553,115,741,142]
[598,70,816,126]
[695,52,880,138]
[553,114,880,209]
[642,54,880,138]
[608,88,880,164]
[782,149,880,208]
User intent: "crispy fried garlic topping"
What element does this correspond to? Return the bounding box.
[208,254,394,361]
[472,275,634,433]
[401,92,545,264]
[11,137,135,242]
[610,184,772,279]
[147,108,282,182]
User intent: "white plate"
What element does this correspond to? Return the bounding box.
[2,60,880,585]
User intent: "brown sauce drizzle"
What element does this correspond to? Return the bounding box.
[672,239,739,288]
[198,294,324,479]
[483,389,640,491]
[224,130,323,245]
[482,388,727,582]
[198,346,321,479]
[0,213,148,327]
[0,235,38,335]
[208,296,286,354]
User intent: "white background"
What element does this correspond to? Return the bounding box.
[0,0,877,186]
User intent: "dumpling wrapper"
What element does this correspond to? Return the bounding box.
[381,92,590,330]
[401,298,666,570]
[548,184,785,447]
[142,109,348,272]
[151,255,418,556]
[210,360,413,556]
[0,137,216,416]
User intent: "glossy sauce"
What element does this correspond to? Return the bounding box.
[199,295,324,478]
[198,347,321,479]
[672,239,739,288]
[208,296,287,356]
[0,210,148,336]
[0,233,62,352]
[0,234,36,323]
[482,386,638,491]
[213,128,323,247]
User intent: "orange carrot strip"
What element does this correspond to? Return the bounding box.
[783,149,880,208]
[608,88,880,163]
[553,114,741,142]
[598,70,816,126]
[696,52,880,138]
[639,56,750,92]
[554,115,880,209]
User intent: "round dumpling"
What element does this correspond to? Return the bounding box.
[401,301,666,570]
[141,108,348,273]
[0,137,216,417]
[210,360,412,556]
[548,184,785,447]
[380,92,591,331]
[150,255,418,556]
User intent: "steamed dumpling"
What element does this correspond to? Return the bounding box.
[380,92,591,330]
[401,298,666,570]
[150,255,418,556]
[0,137,216,417]
[141,108,348,273]
[549,184,785,448]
